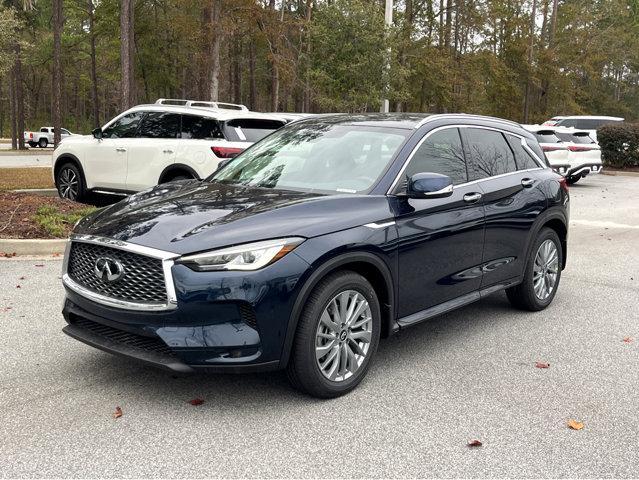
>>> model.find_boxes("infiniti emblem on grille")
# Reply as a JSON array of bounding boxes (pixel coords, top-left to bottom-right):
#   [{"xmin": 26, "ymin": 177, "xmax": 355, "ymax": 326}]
[{"xmin": 94, "ymin": 257, "xmax": 124, "ymax": 283}]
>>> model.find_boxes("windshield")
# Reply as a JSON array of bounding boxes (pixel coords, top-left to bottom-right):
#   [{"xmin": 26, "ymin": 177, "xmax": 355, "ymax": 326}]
[{"xmin": 209, "ymin": 123, "xmax": 410, "ymax": 194}]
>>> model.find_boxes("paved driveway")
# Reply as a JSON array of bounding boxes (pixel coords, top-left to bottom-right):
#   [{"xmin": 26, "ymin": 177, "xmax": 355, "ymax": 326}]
[{"xmin": 0, "ymin": 174, "xmax": 637, "ymax": 478}]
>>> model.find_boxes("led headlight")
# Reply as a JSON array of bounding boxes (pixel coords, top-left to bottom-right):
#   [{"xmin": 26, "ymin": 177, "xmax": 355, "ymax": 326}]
[{"xmin": 177, "ymin": 237, "xmax": 305, "ymax": 272}]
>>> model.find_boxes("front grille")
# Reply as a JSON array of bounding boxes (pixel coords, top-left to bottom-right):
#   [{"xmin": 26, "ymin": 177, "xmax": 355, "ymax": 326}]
[
  {"xmin": 71, "ymin": 315, "xmax": 175, "ymax": 357},
  {"xmin": 68, "ymin": 242, "xmax": 167, "ymax": 304}
]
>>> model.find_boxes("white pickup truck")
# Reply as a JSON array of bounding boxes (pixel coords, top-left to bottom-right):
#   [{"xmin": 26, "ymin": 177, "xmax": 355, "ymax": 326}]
[{"xmin": 24, "ymin": 127, "xmax": 74, "ymax": 148}]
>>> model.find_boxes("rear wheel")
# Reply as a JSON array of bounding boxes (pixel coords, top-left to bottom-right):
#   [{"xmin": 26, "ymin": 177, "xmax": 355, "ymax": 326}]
[
  {"xmin": 567, "ymin": 175, "xmax": 580, "ymax": 185},
  {"xmin": 38, "ymin": 138, "xmax": 48, "ymax": 148},
  {"xmin": 287, "ymin": 271, "xmax": 381, "ymax": 398},
  {"xmin": 506, "ymin": 227, "xmax": 562, "ymax": 311},
  {"xmin": 56, "ymin": 162, "xmax": 86, "ymax": 202}
]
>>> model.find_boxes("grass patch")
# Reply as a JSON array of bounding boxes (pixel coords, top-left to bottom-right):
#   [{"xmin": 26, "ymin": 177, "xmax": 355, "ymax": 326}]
[
  {"xmin": 0, "ymin": 167, "xmax": 54, "ymax": 190},
  {"xmin": 33, "ymin": 204, "xmax": 97, "ymax": 237}
]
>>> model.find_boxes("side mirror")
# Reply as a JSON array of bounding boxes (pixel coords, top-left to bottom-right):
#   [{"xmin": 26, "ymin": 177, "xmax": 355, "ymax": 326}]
[
  {"xmin": 92, "ymin": 127, "xmax": 103, "ymax": 140},
  {"xmin": 406, "ymin": 172, "xmax": 453, "ymax": 199}
]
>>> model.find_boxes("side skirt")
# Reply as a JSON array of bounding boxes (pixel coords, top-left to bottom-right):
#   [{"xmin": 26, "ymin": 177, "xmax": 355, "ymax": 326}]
[{"xmin": 395, "ymin": 277, "xmax": 521, "ymax": 330}]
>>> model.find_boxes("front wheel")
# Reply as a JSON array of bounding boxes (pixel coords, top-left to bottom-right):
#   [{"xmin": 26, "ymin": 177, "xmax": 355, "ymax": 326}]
[
  {"xmin": 56, "ymin": 162, "xmax": 86, "ymax": 202},
  {"xmin": 287, "ymin": 271, "xmax": 381, "ymax": 398},
  {"xmin": 506, "ymin": 227, "xmax": 562, "ymax": 311}
]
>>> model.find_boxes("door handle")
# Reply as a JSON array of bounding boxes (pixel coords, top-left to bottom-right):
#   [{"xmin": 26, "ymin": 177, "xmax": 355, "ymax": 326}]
[
  {"xmin": 521, "ymin": 178, "xmax": 535, "ymax": 188},
  {"xmin": 163, "ymin": 149, "xmax": 174, "ymax": 154},
  {"xmin": 115, "ymin": 147, "xmax": 126, "ymax": 153},
  {"xmin": 463, "ymin": 192, "xmax": 482, "ymax": 203}
]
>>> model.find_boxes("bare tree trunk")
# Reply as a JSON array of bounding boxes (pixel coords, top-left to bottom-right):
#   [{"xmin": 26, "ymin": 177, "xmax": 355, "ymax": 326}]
[
  {"xmin": 14, "ymin": 44, "xmax": 25, "ymax": 150},
  {"xmin": 120, "ymin": 0, "xmax": 135, "ymax": 110},
  {"xmin": 52, "ymin": 0, "xmax": 63, "ymax": 146},
  {"xmin": 209, "ymin": 0, "xmax": 222, "ymax": 101},
  {"xmin": 523, "ymin": 0, "xmax": 537, "ymax": 123},
  {"xmin": 444, "ymin": 0, "xmax": 452, "ymax": 50},
  {"xmin": 549, "ymin": 0, "xmax": 558, "ymax": 47},
  {"xmin": 233, "ymin": 42, "xmax": 242, "ymax": 104},
  {"xmin": 303, "ymin": 0, "xmax": 312, "ymax": 112},
  {"xmin": 248, "ymin": 41, "xmax": 257, "ymax": 110},
  {"xmin": 88, "ymin": 0, "xmax": 100, "ymax": 127},
  {"xmin": 9, "ymin": 69, "xmax": 17, "ymax": 150}
]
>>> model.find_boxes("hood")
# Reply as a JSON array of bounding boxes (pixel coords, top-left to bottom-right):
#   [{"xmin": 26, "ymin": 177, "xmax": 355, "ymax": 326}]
[{"xmin": 76, "ymin": 181, "xmax": 393, "ymax": 254}]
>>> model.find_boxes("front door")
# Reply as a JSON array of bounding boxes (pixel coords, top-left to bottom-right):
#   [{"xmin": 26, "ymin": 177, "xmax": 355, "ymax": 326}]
[
  {"xmin": 394, "ymin": 127, "xmax": 486, "ymax": 319},
  {"xmin": 91, "ymin": 111, "xmax": 145, "ymax": 189}
]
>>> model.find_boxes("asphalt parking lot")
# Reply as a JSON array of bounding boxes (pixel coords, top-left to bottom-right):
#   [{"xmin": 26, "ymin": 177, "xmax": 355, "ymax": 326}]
[{"xmin": 1, "ymin": 173, "xmax": 637, "ymax": 478}]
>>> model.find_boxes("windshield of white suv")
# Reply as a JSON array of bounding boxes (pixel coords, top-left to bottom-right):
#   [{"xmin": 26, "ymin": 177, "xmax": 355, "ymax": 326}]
[{"xmin": 210, "ymin": 123, "xmax": 410, "ymax": 194}]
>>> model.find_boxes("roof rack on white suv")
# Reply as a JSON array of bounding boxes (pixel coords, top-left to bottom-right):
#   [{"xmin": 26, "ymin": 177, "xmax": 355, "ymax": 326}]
[{"xmin": 155, "ymin": 98, "xmax": 249, "ymax": 112}]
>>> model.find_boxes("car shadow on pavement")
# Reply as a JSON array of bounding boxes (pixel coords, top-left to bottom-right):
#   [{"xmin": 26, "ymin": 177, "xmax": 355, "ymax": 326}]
[{"xmin": 61, "ymin": 291, "xmax": 529, "ymax": 406}]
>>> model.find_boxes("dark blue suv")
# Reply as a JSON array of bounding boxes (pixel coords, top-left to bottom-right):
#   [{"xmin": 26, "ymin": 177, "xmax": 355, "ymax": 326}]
[{"xmin": 61, "ymin": 114, "xmax": 569, "ymax": 398}]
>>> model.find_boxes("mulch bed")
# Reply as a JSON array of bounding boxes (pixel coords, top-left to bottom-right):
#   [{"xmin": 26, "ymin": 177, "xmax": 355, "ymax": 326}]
[{"xmin": 0, "ymin": 192, "xmax": 89, "ymax": 239}]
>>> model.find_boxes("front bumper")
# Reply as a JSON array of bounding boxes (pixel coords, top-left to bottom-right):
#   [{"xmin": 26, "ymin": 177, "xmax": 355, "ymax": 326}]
[{"xmin": 61, "ymin": 236, "xmax": 312, "ymax": 373}]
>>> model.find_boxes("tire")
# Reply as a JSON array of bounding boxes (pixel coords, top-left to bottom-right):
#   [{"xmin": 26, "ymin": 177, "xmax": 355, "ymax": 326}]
[
  {"xmin": 287, "ymin": 270, "xmax": 381, "ymax": 398},
  {"xmin": 38, "ymin": 138, "xmax": 48, "ymax": 148},
  {"xmin": 567, "ymin": 175, "xmax": 580, "ymax": 185},
  {"xmin": 506, "ymin": 227, "xmax": 562, "ymax": 311},
  {"xmin": 160, "ymin": 173, "xmax": 193, "ymax": 183},
  {"xmin": 55, "ymin": 162, "xmax": 86, "ymax": 202}
]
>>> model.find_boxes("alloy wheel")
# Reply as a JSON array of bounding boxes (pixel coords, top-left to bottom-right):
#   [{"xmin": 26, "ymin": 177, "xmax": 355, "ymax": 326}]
[
  {"xmin": 533, "ymin": 239, "xmax": 559, "ymax": 300},
  {"xmin": 315, "ymin": 289, "xmax": 372, "ymax": 382},
  {"xmin": 58, "ymin": 168, "xmax": 79, "ymax": 200}
]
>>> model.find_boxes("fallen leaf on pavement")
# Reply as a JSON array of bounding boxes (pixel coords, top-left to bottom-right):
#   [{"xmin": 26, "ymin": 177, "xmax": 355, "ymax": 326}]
[
  {"xmin": 567, "ymin": 420, "xmax": 584, "ymax": 430},
  {"xmin": 623, "ymin": 337, "xmax": 633, "ymax": 343},
  {"xmin": 535, "ymin": 362, "xmax": 550, "ymax": 369},
  {"xmin": 34, "ymin": 264, "xmax": 44, "ymax": 267},
  {"xmin": 113, "ymin": 406, "xmax": 123, "ymax": 419},
  {"xmin": 19, "ymin": 276, "xmax": 25, "ymax": 280},
  {"xmin": 0, "ymin": 252, "xmax": 17, "ymax": 258},
  {"xmin": 15, "ymin": 285, "xmax": 21, "ymax": 289},
  {"xmin": 189, "ymin": 398, "xmax": 204, "ymax": 406},
  {"xmin": 467, "ymin": 440, "xmax": 482, "ymax": 447}
]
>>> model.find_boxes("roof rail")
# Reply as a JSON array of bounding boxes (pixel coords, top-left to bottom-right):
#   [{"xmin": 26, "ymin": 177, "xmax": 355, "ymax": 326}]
[{"xmin": 155, "ymin": 98, "xmax": 249, "ymax": 112}]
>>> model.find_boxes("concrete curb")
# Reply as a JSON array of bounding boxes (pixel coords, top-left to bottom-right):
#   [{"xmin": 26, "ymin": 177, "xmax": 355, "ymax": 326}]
[
  {"xmin": 12, "ymin": 188, "xmax": 58, "ymax": 197},
  {"xmin": 0, "ymin": 238, "xmax": 67, "ymax": 256},
  {"xmin": 601, "ymin": 170, "xmax": 639, "ymax": 177}
]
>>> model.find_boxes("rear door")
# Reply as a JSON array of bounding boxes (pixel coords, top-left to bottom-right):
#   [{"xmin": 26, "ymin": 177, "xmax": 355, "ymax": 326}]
[
  {"xmin": 394, "ymin": 127, "xmax": 486, "ymax": 320},
  {"xmin": 125, "ymin": 111, "xmax": 180, "ymax": 191},
  {"xmin": 462, "ymin": 127, "xmax": 547, "ymax": 289}
]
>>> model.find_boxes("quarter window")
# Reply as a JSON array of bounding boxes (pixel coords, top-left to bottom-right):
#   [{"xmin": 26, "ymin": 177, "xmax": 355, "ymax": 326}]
[
  {"xmin": 222, "ymin": 119, "xmax": 285, "ymax": 142},
  {"xmin": 505, "ymin": 134, "xmax": 539, "ymax": 170},
  {"xmin": 181, "ymin": 115, "xmax": 224, "ymax": 140},
  {"xmin": 137, "ymin": 112, "xmax": 180, "ymax": 139},
  {"xmin": 403, "ymin": 128, "xmax": 467, "ymax": 186},
  {"xmin": 102, "ymin": 112, "xmax": 144, "ymax": 139},
  {"xmin": 465, "ymin": 128, "xmax": 517, "ymax": 180}
]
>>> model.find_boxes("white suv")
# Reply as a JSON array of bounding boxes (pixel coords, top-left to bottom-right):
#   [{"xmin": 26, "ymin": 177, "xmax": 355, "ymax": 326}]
[{"xmin": 52, "ymin": 100, "xmax": 286, "ymax": 201}]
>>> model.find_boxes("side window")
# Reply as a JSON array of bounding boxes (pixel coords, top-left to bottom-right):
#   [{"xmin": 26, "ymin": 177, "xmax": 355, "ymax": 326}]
[
  {"xmin": 137, "ymin": 112, "xmax": 180, "ymax": 139},
  {"xmin": 465, "ymin": 128, "xmax": 517, "ymax": 180},
  {"xmin": 40, "ymin": 128, "xmax": 48, "ymax": 133},
  {"xmin": 505, "ymin": 134, "xmax": 539, "ymax": 170},
  {"xmin": 181, "ymin": 115, "xmax": 224, "ymax": 140},
  {"xmin": 103, "ymin": 112, "xmax": 144, "ymax": 139},
  {"xmin": 61, "ymin": 129, "xmax": 70, "ymax": 135},
  {"xmin": 403, "ymin": 128, "xmax": 467, "ymax": 185}
]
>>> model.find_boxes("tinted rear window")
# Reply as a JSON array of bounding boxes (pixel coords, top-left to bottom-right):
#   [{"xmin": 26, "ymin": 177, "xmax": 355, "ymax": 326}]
[
  {"xmin": 556, "ymin": 132, "xmax": 595, "ymax": 144},
  {"xmin": 533, "ymin": 131, "xmax": 561, "ymax": 143},
  {"xmin": 223, "ymin": 119, "xmax": 285, "ymax": 142},
  {"xmin": 181, "ymin": 115, "xmax": 224, "ymax": 140}
]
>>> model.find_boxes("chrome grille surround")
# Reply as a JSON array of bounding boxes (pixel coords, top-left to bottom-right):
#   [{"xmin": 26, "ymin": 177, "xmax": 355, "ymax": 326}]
[{"xmin": 62, "ymin": 234, "xmax": 179, "ymax": 311}]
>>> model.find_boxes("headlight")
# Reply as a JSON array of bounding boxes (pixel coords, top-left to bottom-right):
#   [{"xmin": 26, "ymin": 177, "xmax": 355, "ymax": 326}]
[{"xmin": 177, "ymin": 237, "xmax": 305, "ymax": 271}]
